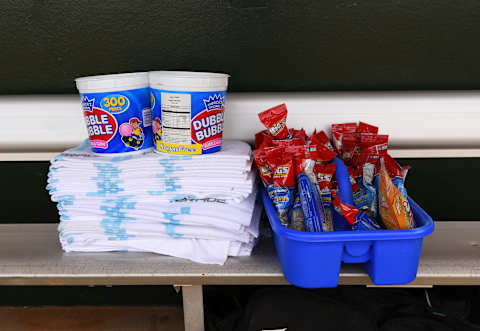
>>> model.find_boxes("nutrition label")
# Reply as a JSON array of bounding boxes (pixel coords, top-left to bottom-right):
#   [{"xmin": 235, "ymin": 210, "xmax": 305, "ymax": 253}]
[
  {"xmin": 160, "ymin": 92, "xmax": 192, "ymax": 144},
  {"xmin": 142, "ymin": 107, "xmax": 152, "ymax": 127}
]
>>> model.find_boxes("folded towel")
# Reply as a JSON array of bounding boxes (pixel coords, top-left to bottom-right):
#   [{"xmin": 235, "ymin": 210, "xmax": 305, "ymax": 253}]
[{"xmin": 47, "ymin": 139, "xmax": 261, "ymax": 264}]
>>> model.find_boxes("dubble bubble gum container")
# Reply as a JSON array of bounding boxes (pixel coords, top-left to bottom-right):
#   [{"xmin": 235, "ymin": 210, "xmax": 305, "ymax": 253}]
[
  {"xmin": 75, "ymin": 72, "xmax": 153, "ymax": 154},
  {"xmin": 149, "ymin": 71, "xmax": 229, "ymax": 155}
]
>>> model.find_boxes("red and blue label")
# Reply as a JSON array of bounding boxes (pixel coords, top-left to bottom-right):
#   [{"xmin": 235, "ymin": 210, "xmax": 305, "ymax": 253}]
[
  {"xmin": 81, "ymin": 88, "xmax": 153, "ymax": 154},
  {"xmin": 150, "ymin": 88, "xmax": 227, "ymax": 154}
]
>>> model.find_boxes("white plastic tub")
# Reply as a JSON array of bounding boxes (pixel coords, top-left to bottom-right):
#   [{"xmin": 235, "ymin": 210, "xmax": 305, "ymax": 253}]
[
  {"xmin": 75, "ymin": 72, "xmax": 153, "ymax": 154},
  {"xmin": 149, "ymin": 71, "xmax": 229, "ymax": 155}
]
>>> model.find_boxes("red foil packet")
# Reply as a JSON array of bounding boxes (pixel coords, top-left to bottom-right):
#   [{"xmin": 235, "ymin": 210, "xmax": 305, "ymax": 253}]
[
  {"xmin": 258, "ymin": 103, "xmax": 290, "ymax": 140},
  {"xmin": 340, "ymin": 132, "xmax": 359, "ymax": 166},
  {"xmin": 331, "ymin": 122, "xmax": 357, "ymax": 154},
  {"xmin": 314, "ymin": 162, "xmax": 337, "ymax": 228},
  {"xmin": 272, "ymin": 137, "xmax": 305, "ymax": 148},
  {"xmin": 358, "ymin": 122, "xmax": 379, "ymax": 134},
  {"xmin": 383, "ymin": 153, "xmax": 405, "ymax": 179},
  {"xmin": 253, "ymin": 149, "xmax": 272, "ymax": 186},
  {"xmin": 310, "ymin": 129, "xmax": 335, "ymax": 152},
  {"xmin": 265, "ymin": 147, "xmax": 295, "ymax": 188},
  {"xmin": 315, "ymin": 163, "xmax": 337, "ymax": 191},
  {"xmin": 254, "ymin": 130, "xmax": 274, "ymax": 149},
  {"xmin": 348, "ymin": 167, "xmax": 362, "ymax": 198},
  {"xmin": 308, "ymin": 143, "xmax": 336, "ymax": 164},
  {"xmin": 291, "ymin": 128, "xmax": 307, "ymax": 141}
]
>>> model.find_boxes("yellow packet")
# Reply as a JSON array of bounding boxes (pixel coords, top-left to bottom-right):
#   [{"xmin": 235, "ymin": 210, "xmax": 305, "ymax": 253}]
[{"xmin": 378, "ymin": 159, "xmax": 415, "ymax": 229}]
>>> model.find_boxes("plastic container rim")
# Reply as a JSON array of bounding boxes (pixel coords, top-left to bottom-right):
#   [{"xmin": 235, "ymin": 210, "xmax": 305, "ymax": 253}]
[
  {"xmin": 75, "ymin": 72, "xmax": 149, "ymax": 83},
  {"xmin": 75, "ymin": 72, "xmax": 149, "ymax": 93},
  {"xmin": 149, "ymin": 71, "xmax": 229, "ymax": 91},
  {"xmin": 149, "ymin": 70, "xmax": 230, "ymax": 79}
]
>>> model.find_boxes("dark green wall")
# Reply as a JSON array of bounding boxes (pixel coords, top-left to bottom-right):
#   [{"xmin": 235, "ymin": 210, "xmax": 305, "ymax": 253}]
[{"xmin": 2, "ymin": 0, "xmax": 480, "ymax": 94}]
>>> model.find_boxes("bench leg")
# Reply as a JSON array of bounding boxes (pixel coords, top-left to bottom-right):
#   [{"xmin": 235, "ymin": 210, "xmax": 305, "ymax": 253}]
[{"xmin": 182, "ymin": 285, "xmax": 204, "ymax": 331}]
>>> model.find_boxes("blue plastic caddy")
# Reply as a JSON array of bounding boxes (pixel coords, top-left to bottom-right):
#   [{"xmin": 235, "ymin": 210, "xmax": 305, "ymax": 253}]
[{"xmin": 263, "ymin": 158, "xmax": 435, "ymax": 288}]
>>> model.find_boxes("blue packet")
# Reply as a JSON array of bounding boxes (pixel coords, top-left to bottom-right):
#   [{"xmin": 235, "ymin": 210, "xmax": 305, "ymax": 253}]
[
  {"xmin": 288, "ymin": 193, "xmax": 306, "ymax": 231},
  {"xmin": 268, "ymin": 154, "xmax": 296, "ymax": 227},
  {"xmin": 355, "ymin": 181, "xmax": 375, "ymax": 210},
  {"xmin": 361, "ymin": 163, "xmax": 379, "ymax": 219},
  {"xmin": 332, "ymin": 191, "xmax": 381, "ymax": 231},
  {"xmin": 273, "ymin": 186, "xmax": 295, "ymax": 226},
  {"xmin": 315, "ymin": 162, "xmax": 336, "ymax": 230},
  {"xmin": 266, "ymin": 182, "xmax": 275, "ymax": 201},
  {"xmin": 298, "ymin": 173, "xmax": 326, "ymax": 232},
  {"xmin": 392, "ymin": 177, "xmax": 408, "ymax": 198},
  {"xmin": 352, "ymin": 211, "xmax": 382, "ymax": 231}
]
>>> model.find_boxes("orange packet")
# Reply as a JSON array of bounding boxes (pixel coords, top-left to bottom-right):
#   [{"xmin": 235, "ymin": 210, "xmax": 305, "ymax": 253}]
[{"xmin": 378, "ymin": 159, "xmax": 415, "ymax": 230}]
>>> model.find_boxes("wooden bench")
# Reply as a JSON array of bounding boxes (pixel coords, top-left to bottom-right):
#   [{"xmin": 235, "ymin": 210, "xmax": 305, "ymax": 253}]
[
  {"xmin": 2, "ymin": 92, "xmax": 480, "ymax": 331},
  {"xmin": 0, "ymin": 222, "xmax": 480, "ymax": 330}
]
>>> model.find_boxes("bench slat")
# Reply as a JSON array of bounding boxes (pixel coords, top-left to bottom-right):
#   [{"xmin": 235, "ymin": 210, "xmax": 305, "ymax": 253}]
[{"xmin": 0, "ymin": 222, "xmax": 479, "ymax": 286}]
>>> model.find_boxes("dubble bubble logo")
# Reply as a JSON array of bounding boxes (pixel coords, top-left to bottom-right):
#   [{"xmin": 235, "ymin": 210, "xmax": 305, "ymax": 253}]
[
  {"xmin": 191, "ymin": 94, "xmax": 225, "ymax": 150},
  {"xmin": 83, "ymin": 96, "xmax": 118, "ymax": 149}
]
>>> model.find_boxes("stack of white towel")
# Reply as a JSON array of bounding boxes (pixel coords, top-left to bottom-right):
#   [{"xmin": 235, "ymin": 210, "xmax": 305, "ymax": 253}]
[{"xmin": 46, "ymin": 139, "xmax": 260, "ymax": 264}]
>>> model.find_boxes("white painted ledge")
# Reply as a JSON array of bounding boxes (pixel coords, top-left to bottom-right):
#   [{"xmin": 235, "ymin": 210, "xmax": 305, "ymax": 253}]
[{"xmin": 1, "ymin": 91, "xmax": 479, "ymax": 155}]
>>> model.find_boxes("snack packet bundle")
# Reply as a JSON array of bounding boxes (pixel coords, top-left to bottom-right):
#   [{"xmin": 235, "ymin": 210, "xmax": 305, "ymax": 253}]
[
  {"xmin": 354, "ymin": 143, "xmax": 411, "ymax": 220},
  {"xmin": 353, "ymin": 145, "xmax": 384, "ymax": 218},
  {"xmin": 314, "ymin": 163, "xmax": 336, "ymax": 229},
  {"xmin": 254, "ymin": 104, "xmax": 309, "ymax": 229},
  {"xmin": 382, "ymin": 154, "xmax": 410, "ymax": 198},
  {"xmin": 378, "ymin": 159, "xmax": 416, "ymax": 229},
  {"xmin": 264, "ymin": 147, "xmax": 296, "ymax": 226},
  {"xmin": 288, "ymin": 193, "xmax": 306, "ymax": 231},
  {"xmin": 297, "ymin": 159, "xmax": 332, "ymax": 232},
  {"xmin": 348, "ymin": 167, "xmax": 362, "ymax": 205},
  {"xmin": 329, "ymin": 121, "xmax": 415, "ymax": 231},
  {"xmin": 253, "ymin": 149, "xmax": 275, "ymax": 200},
  {"xmin": 331, "ymin": 122, "xmax": 409, "ymax": 218},
  {"xmin": 331, "ymin": 123, "xmax": 357, "ymax": 152}
]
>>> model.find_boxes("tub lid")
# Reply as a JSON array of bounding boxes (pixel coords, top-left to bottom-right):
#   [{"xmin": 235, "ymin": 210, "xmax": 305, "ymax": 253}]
[
  {"xmin": 75, "ymin": 72, "xmax": 149, "ymax": 92},
  {"xmin": 149, "ymin": 71, "xmax": 229, "ymax": 90}
]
